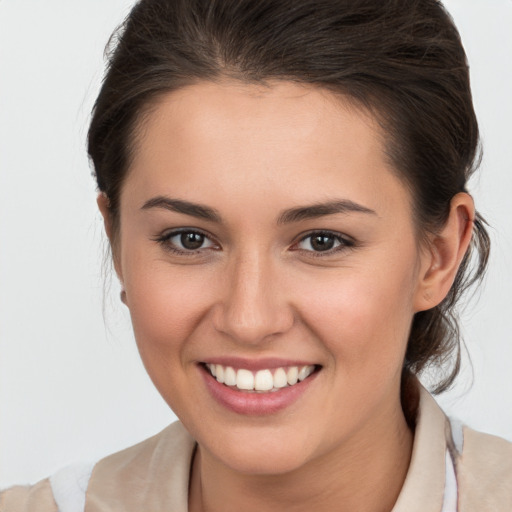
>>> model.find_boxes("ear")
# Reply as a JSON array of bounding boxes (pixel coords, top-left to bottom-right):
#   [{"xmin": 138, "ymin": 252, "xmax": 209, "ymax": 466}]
[
  {"xmin": 414, "ymin": 192, "xmax": 475, "ymax": 312},
  {"xmin": 97, "ymin": 192, "xmax": 113, "ymax": 240},
  {"xmin": 97, "ymin": 193, "xmax": 124, "ymax": 284}
]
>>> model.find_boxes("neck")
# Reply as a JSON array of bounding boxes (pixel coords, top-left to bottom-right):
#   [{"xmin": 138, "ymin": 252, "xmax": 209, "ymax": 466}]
[{"xmin": 189, "ymin": 398, "xmax": 413, "ymax": 512}]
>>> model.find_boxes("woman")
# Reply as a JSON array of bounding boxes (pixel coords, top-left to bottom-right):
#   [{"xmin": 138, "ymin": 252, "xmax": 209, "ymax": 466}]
[{"xmin": 2, "ymin": 0, "xmax": 511, "ymax": 510}]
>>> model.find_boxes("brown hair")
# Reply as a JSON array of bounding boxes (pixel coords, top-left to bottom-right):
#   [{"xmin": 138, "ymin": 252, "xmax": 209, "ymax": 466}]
[{"xmin": 88, "ymin": 0, "xmax": 490, "ymax": 393}]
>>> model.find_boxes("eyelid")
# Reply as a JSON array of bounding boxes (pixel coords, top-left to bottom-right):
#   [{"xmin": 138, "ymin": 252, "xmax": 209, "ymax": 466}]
[
  {"xmin": 153, "ymin": 227, "xmax": 220, "ymax": 254},
  {"xmin": 153, "ymin": 227, "xmax": 355, "ymax": 257},
  {"xmin": 290, "ymin": 230, "xmax": 355, "ymax": 255}
]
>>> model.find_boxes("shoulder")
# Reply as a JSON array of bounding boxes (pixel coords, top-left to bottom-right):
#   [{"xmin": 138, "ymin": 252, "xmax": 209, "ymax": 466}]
[
  {"xmin": 1, "ymin": 462, "xmax": 94, "ymax": 512},
  {"xmin": 86, "ymin": 420, "xmax": 195, "ymax": 510},
  {"xmin": 0, "ymin": 478, "xmax": 58, "ymax": 512},
  {"xmin": 414, "ymin": 383, "xmax": 512, "ymax": 510},
  {"xmin": 456, "ymin": 426, "xmax": 512, "ymax": 511},
  {"xmin": 0, "ymin": 422, "xmax": 194, "ymax": 512}
]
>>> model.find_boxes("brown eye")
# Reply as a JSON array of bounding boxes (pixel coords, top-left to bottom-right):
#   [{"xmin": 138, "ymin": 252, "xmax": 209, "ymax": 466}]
[
  {"xmin": 156, "ymin": 229, "xmax": 217, "ymax": 253},
  {"xmin": 295, "ymin": 231, "xmax": 354, "ymax": 254},
  {"xmin": 180, "ymin": 232, "xmax": 205, "ymax": 250},
  {"xmin": 310, "ymin": 234, "xmax": 336, "ymax": 251}
]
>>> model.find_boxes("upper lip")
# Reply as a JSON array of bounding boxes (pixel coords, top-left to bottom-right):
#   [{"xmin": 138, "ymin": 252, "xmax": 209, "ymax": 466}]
[{"xmin": 201, "ymin": 357, "xmax": 319, "ymax": 371}]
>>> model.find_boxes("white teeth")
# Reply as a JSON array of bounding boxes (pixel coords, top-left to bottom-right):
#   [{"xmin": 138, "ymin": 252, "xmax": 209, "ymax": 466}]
[
  {"xmin": 298, "ymin": 365, "xmax": 314, "ymax": 381},
  {"xmin": 236, "ymin": 369, "xmax": 255, "ymax": 390},
  {"xmin": 208, "ymin": 364, "xmax": 317, "ymax": 392},
  {"xmin": 254, "ymin": 369, "xmax": 273, "ymax": 391},
  {"xmin": 224, "ymin": 366, "xmax": 237, "ymax": 386},
  {"xmin": 273, "ymin": 367, "xmax": 288, "ymax": 388},
  {"xmin": 287, "ymin": 366, "xmax": 299, "ymax": 385},
  {"xmin": 215, "ymin": 364, "xmax": 224, "ymax": 384}
]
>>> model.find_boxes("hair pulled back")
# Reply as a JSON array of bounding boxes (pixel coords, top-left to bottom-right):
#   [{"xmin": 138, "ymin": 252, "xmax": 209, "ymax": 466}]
[{"xmin": 88, "ymin": 0, "xmax": 490, "ymax": 393}]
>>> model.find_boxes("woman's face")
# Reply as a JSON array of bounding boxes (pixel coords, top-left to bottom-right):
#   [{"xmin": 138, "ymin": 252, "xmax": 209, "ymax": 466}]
[{"xmin": 114, "ymin": 81, "xmax": 430, "ymax": 475}]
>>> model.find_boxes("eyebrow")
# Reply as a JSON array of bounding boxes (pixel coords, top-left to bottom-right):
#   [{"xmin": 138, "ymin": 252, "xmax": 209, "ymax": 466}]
[
  {"xmin": 277, "ymin": 200, "xmax": 377, "ymax": 224},
  {"xmin": 141, "ymin": 196, "xmax": 376, "ymax": 224},
  {"xmin": 141, "ymin": 196, "xmax": 223, "ymax": 223}
]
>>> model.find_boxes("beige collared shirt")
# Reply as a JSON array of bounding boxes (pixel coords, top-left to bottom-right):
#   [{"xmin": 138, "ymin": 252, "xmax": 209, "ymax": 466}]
[{"xmin": 2, "ymin": 385, "xmax": 512, "ymax": 511}]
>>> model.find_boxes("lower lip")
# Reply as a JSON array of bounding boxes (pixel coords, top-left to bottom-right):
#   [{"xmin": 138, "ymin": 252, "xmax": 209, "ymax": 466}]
[{"xmin": 199, "ymin": 365, "xmax": 319, "ymax": 416}]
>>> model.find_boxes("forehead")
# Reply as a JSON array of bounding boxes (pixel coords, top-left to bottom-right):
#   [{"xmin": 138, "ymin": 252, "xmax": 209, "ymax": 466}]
[
  {"xmin": 124, "ymin": 80, "xmax": 411, "ymax": 220},
  {"xmin": 134, "ymin": 80, "xmax": 382, "ymax": 163}
]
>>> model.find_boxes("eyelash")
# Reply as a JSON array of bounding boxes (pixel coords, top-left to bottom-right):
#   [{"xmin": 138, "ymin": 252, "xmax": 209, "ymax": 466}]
[
  {"xmin": 153, "ymin": 229, "xmax": 355, "ymax": 257},
  {"xmin": 153, "ymin": 229, "xmax": 219, "ymax": 256},
  {"xmin": 291, "ymin": 230, "xmax": 355, "ymax": 257}
]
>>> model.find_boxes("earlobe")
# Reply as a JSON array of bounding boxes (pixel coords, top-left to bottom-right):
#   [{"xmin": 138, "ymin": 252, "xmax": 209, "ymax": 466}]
[{"xmin": 414, "ymin": 193, "xmax": 475, "ymax": 312}]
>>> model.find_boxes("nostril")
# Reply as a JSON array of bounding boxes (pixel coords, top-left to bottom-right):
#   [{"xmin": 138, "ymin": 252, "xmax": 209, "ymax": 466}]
[{"xmin": 211, "ymin": 298, "xmax": 295, "ymax": 345}]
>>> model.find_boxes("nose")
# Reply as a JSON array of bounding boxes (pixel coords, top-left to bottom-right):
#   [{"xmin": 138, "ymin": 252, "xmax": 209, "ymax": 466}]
[{"xmin": 212, "ymin": 251, "xmax": 294, "ymax": 345}]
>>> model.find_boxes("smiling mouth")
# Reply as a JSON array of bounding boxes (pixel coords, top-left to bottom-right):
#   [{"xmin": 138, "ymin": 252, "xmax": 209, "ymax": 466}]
[{"xmin": 203, "ymin": 363, "xmax": 319, "ymax": 393}]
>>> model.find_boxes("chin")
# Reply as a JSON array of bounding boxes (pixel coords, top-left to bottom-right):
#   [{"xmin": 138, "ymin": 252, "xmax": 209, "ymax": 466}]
[
  {"xmin": 194, "ymin": 423, "xmax": 317, "ymax": 476},
  {"xmin": 215, "ymin": 443, "xmax": 311, "ymax": 476}
]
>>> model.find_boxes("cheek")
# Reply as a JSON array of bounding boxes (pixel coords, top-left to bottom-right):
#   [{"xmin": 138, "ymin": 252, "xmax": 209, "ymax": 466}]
[
  {"xmin": 295, "ymin": 261, "xmax": 417, "ymax": 375},
  {"xmin": 123, "ymin": 259, "xmax": 214, "ymax": 362},
  {"xmin": 122, "ymin": 261, "xmax": 220, "ymax": 416}
]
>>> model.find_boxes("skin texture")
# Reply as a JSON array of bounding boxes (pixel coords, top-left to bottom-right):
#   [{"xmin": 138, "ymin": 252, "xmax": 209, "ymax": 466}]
[{"xmin": 99, "ymin": 80, "xmax": 474, "ymax": 512}]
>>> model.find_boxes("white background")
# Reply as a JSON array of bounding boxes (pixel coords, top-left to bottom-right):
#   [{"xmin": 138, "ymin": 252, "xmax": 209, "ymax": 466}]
[{"xmin": 0, "ymin": 0, "xmax": 511, "ymax": 488}]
